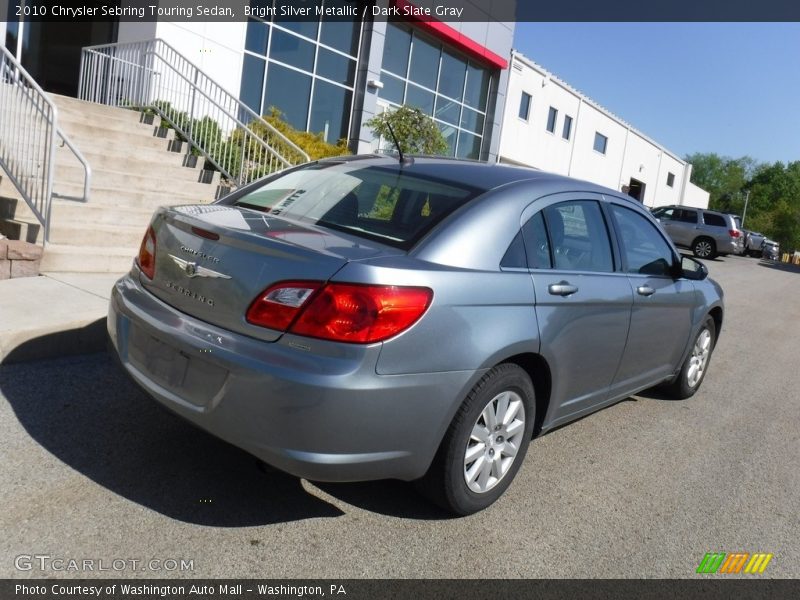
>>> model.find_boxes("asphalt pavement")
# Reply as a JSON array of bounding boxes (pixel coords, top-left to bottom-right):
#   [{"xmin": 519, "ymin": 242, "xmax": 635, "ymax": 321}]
[{"xmin": 1, "ymin": 254, "xmax": 798, "ymax": 578}]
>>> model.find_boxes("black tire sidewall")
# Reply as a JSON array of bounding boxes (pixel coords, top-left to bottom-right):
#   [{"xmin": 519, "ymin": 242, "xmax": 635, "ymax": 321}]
[{"xmin": 440, "ymin": 364, "xmax": 536, "ymax": 515}]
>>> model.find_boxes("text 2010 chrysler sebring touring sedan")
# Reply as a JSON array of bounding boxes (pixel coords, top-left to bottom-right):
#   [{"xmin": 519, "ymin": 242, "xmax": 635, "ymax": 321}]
[{"xmin": 108, "ymin": 156, "xmax": 723, "ymax": 514}]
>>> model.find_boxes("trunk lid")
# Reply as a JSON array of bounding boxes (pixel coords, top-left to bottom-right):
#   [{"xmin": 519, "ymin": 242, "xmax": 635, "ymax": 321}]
[{"xmin": 142, "ymin": 205, "xmax": 401, "ymax": 341}]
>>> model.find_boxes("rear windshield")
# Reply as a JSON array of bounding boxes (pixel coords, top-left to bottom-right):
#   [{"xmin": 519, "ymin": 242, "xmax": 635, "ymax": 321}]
[{"xmin": 227, "ymin": 162, "xmax": 479, "ymax": 249}]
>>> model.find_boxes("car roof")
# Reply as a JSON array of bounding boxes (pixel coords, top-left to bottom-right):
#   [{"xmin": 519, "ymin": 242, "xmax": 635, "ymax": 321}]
[{"xmin": 318, "ymin": 154, "xmax": 628, "ymax": 198}]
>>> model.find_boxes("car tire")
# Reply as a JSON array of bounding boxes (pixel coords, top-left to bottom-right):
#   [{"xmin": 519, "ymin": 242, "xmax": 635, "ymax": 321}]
[
  {"xmin": 692, "ymin": 237, "xmax": 716, "ymax": 259},
  {"xmin": 416, "ymin": 363, "xmax": 535, "ymax": 515},
  {"xmin": 662, "ymin": 316, "xmax": 716, "ymax": 400}
]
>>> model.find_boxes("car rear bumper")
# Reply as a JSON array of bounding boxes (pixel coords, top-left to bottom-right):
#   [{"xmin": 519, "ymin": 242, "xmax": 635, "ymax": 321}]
[{"xmin": 108, "ymin": 272, "xmax": 480, "ymax": 482}]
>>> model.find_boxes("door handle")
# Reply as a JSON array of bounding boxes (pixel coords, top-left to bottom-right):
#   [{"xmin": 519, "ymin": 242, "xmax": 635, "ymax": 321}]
[
  {"xmin": 637, "ymin": 285, "xmax": 656, "ymax": 297},
  {"xmin": 548, "ymin": 281, "xmax": 579, "ymax": 296}
]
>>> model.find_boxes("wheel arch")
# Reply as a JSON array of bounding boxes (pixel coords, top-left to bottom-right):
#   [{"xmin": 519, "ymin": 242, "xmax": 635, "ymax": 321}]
[{"xmin": 498, "ymin": 352, "xmax": 551, "ymax": 436}]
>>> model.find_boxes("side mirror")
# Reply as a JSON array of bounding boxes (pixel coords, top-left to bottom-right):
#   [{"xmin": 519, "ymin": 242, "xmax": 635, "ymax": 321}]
[{"xmin": 678, "ymin": 255, "xmax": 708, "ymax": 280}]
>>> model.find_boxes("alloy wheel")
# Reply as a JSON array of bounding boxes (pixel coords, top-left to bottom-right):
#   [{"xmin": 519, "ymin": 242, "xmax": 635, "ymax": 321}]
[
  {"xmin": 687, "ymin": 328, "xmax": 712, "ymax": 388},
  {"xmin": 463, "ymin": 390, "xmax": 526, "ymax": 493}
]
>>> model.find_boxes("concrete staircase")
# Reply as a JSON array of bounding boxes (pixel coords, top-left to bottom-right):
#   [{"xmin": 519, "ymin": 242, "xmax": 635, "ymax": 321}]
[{"xmin": 0, "ymin": 93, "xmax": 222, "ymax": 272}]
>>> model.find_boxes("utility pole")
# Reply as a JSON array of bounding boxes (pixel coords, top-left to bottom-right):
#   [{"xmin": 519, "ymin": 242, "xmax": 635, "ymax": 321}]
[{"xmin": 741, "ymin": 190, "xmax": 750, "ymax": 227}]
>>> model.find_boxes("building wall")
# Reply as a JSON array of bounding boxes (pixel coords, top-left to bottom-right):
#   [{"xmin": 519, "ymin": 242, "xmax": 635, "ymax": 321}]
[{"xmin": 500, "ymin": 51, "xmax": 708, "ymax": 209}]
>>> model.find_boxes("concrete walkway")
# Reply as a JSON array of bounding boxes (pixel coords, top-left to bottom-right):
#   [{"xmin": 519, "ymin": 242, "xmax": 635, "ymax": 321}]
[{"xmin": 0, "ymin": 272, "xmax": 124, "ymax": 364}]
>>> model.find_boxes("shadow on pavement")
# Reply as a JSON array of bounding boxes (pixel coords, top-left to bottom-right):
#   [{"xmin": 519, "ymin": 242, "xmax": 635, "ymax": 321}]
[
  {"xmin": 1, "ymin": 318, "xmax": 107, "ymax": 365},
  {"xmin": 0, "ymin": 351, "xmax": 345, "ymax": 526},
  {"xmin": 757, "ymin": 259, "xmax": 800, "ymax": 274}
]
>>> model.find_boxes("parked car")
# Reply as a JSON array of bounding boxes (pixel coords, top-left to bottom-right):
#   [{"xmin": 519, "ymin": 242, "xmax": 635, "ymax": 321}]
[
  {"xmin": 108, "ymin": 156, "xmax": 724, "ymax": 515},
  {"xmin": 650, "ymin": 205, "xmax": 744, "ymax": 259},
  {"xmin": 762, "ymin": 239, "xmax": 780, "ymax": 260},
  {"xmin": 743, "ymin": 230, "xmax": 766, "ymax": 257}
]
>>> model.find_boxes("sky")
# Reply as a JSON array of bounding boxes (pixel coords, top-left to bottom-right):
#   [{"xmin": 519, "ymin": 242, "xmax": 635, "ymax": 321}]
[{"xmin": 512, "ymin": 23, "xmax": 800, "ymax": 166}]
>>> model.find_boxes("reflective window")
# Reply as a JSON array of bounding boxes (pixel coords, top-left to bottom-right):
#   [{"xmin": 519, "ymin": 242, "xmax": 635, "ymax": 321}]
[
  {"xmin": 264, "ymin": 63, "xmax": 312, "ymax": 130},
  {"xmin": 439, "ymin": 51, "xmax": 466, "ymax": 100},
  {"xmin": 703, "ymin": 213, "xmax": 726, "ymax": 227},
  {"xmin": 519, "ymin": 92, "xmax": 531, "ymax": 120},
  {"xmin": 408, "ymin": 35, "xmax": 440, "ymax": 90},
  {"xmin": 543, "ymin": 201, "xmax": 613, "ymax": 272},
  {"xmin": 309, "ymin": 80, "xmax": 352, "ymax": 143},
  {"xmin": 611, "ymin": 205, "xmax": 675, "ymax": 276},
  {"xmin": 562, "ymin": 115, "xmax": 573, "ymax": 140},
  {"xmin": 270, "ymin": 28, "xmax": 315, "ymax": 71},
  {"xmin": 241, "ymin": 15, "xmax": 359, "ymax": 139},
  {"xmin": 522, "ymin": 212, "xmax": 551, "ymax": 269},
  {"xmin": 382, "ymin": 22, "xmax": 411, "ymax": 77},
  {"xmin": 546, "ymin": 107, "xmax": 558, "ymax": 133},
  {"xmin": 593, "ymin": 132, "xmax": 608, "ymax": 154},
  {"xmin": 378, "ymin": 23, "xmax": 494, "ymax": 160}
]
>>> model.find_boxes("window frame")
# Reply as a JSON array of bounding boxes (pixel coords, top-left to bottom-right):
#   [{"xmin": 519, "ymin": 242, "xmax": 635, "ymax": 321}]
[
  {"xmin": 606, "ymin": 202, "xmax": 679, "ymax": 278},
  {"xmin": 562, "ymin": 114, "xmax": 573, "ymax": 140},
  {"xmin": 546, "ymin": 106, "xmax": 558, "ymax": 134},
  {"xmin": 666, "ymin": 172, "xmax": 675, "ymax": 188},
  {"xmin": 593, "ymin": 132, "xmax": 608, "ymax": 154},
  {"xmin": 519, "ymin": 91, "xmax": 532, "ymax": 121}
]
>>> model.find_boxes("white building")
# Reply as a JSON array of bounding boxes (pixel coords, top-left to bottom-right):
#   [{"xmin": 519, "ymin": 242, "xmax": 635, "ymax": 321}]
[{"xmin": 499, "ymin": 51, "xmax": 709, "ymax": 209}]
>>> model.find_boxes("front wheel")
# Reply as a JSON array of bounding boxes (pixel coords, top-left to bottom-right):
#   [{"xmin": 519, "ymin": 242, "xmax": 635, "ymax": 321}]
[
  {"xmin": 416, "ymin": 364, "xmax": 535, "ymax": 515},
  {"xmin": 662, "ymin": 316, "xmax": 716, "ymax": 399}
]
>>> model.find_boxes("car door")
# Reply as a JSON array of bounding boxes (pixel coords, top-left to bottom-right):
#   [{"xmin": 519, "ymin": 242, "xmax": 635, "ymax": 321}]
[
  {"xmin": 673, "ymin": 208, "xmax": 700, "ymax": 246},
  {"xmin": 521, "ymin": 194, "xmax": 633, "ymax": 426},
  {"xmin": 606, "ymin": 202, "xmax": 695, "ymax": 395}
]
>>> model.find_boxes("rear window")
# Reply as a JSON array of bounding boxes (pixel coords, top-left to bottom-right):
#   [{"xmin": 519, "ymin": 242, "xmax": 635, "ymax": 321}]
[{"xmin": 228, "ymin": 163, "xmax": 479, "ymax": 249}]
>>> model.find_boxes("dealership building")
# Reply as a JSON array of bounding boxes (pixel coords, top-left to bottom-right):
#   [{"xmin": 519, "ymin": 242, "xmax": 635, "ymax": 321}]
[{"xmin": 2, "ymin": 2, "xmax": 706, "ymax": 208}]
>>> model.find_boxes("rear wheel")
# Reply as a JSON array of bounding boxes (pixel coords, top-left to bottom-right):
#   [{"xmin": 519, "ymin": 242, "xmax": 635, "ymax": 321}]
[
  {"xmin": 416, "ymin": 364, "xmax": 535, "ymax": 515},
  {"xmin": 662, "ymin": 316, "xmax": 716, "ymax": 399},
  {"xmin": 692, "ymin": 237, "xmax": 716, "ymax": 259}
]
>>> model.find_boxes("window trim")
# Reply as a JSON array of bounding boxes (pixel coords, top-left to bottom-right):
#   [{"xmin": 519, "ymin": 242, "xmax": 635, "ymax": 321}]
[
  {"xmin": 562, "ymin": 114, "xmax": 573, "ymax": 141},
  {"xmin": 666, "ymin": 172, "xmax": 675, "ymax": 188}
]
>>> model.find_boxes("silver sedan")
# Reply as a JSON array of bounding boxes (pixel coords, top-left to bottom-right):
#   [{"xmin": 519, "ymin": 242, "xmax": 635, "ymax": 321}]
[{"xmin": 108, "ymin": 156, "xmax": 724, "ymax": 515}]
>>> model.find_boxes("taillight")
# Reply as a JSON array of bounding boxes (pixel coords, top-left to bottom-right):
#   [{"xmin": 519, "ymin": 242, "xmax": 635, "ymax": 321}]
[
  {"xmin": 729, "ymin": 230, "xmax": 740, "ymax": 238},
  {"xmin": 137, "ymin": 226, "xmax": 157, "ymax": 279},
  {"xmin": 247, "ymin": 282, "xmax": 433, "ymax": 344},
  {"xmin": 246, "ymin": 281, "xmax": 322, "ymax": 331}
]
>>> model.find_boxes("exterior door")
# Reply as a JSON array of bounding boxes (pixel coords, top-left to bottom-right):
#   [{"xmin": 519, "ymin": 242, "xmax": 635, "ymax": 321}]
[
  {"xmin": 521, "ymin": 194, "xmax": 633, "ymax": 425},
  {"xmin": 606, "ymin": 202, "xmax": 695, "ymax": 394}
]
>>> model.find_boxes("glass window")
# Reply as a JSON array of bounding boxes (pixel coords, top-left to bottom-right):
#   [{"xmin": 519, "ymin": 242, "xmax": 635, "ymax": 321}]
[
  {"xmin": 667, "ymin": 172, "xmax": 675, "ymax": 187},
  {"xmin": 319, "ymin": 2, "xmax": 359, "ymax": 55},
  {"xmin": 543, "ymin": 201, "xmax": 613, "ymax": 272},
  {"xmin": 245, "ymin": 18, "xmax": 269, "ymax": 55},
  {"xmin": 593, "ymin": 132, "xmax": 608, "ymax": 154},
  {"xmin": 439, "ymin": 123, "xmax": 458, "ymax": 157},
  {"xmin": 501, "ymin": 231, "xmax": 527, "ymax": 269},
  {"xmin": 519, "ymin": 92, "xmax": 531, "ymax": 120},
  {"xmin": 274, "ymin": 18, "xmax": 319, "ymax": 41},
  {"xmin": 316, "ymin": 47, "xmax": 355, "ymax": 85},
  {"xmin": 380, "ymin": 73, "xmax": 405, "ymax": 105},
  {"xmin": 611, "ymin": 205, "xmax": 675, "ymax": 276},
  {"xmin": 309, "ymin": 80, "xmax": 352, "ymax": 143},
  {"xmin": 522, "ymin": 212, "xmax": 551, "ymax": 269},
  {"xmin": 438, "ymin": 51, "xmax": 466, "ymax": 100},
  {"xmin": 270, "ymin": 28, "xmax": 315, "ymax": 71},
  {"xmin": 464, "ymin": 63, "xmax": 489, "ymax": 109},
  {"xmin": 406, "ymin": 84, "xmax": 434, "ymax": 116},
  {"xmin": 435, "ymin": 97, "xmax": 461, "ymax": 126},
  {"xmin": 232, "ymin": 163, "xmax": 479, "ymax": 250},
  {"xmin": 408, "ymin": 34, "xmax": 439, "ymax": 90},
  {"xmin": 562, "ymin": 115, "xmax": 573, "ymax": 140},
  {"xmin": 546, "ymin": 107, "xmax": 558, "ymax": 133},
  {"xmin": 382, "ymin": 22, "xmax": 411, "ymax": 77},
  {"xmin": 264, "ymin": 63, "xmax": 312, "ymax": 131},
  {"xmin": 456, "ymin": 132, "xmax": 481, "ymax": 159},
  {"xmin": 703, "ymin": 213, "xmax": 726, "ymax": 227},
  {"xmin": 677, "ymin": 209, "xmax": 698, "ymax": 223},
  {"xmin": 240, "ymin": 54, "xmax": 266, "ymax": 115},
  {"xmin": 460, "ymin": 107, "xmax": 484, "ymax": 135}
]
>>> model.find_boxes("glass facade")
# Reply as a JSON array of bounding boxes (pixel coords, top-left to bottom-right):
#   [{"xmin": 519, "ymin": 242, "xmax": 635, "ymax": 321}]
[
  {"xmin": 239, "ymin": 1, "xmax": 360, "ymax": 144},
  {"xmin": 378, "ymin": 22, "xmax": 494, "ymax": 159}
]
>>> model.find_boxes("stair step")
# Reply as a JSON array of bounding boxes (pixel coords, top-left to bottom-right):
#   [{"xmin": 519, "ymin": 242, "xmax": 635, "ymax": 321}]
[
  {"xmin": 40, "ymin": 243, "xmax": 138, "ymax": 273},
  {"xmin": 49, "ymin": 201, "xmax": 156, "ymax": 225},
  {"xmin": 48, "ymin": 222, "xmax": 147, "ymax": 247},
  {"xmin": 52, "ymin": 181, "xmax": 216, "ymax": 208},
  {"xmin": 54, "ymin": 162, "xmax": 219, "ymax": 189},
  {"xmin": 49, "ymin": 93, "xmax": 147, "ymax": 122},
  {"xmin": 55, "ymin": 145, "xmax": 203, "ymax": 172},
  {"xmin": 0, "ymin": 217, "xmax": 41, "ymax": 244}
]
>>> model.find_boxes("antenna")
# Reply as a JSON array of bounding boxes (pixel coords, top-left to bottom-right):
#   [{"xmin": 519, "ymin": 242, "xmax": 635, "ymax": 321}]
[{"xmin": 385, "ymin": 122, "xmax": 414, "ymax": 166}]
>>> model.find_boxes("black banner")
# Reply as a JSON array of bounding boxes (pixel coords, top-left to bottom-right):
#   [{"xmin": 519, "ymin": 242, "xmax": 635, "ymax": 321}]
[
  {"xmin": 2, "ymin": 579, "xmax": 799, "ymax": 600},
  {"xmin": 4, "ymin": 0, "xmax": 800, "ymax": 22}
]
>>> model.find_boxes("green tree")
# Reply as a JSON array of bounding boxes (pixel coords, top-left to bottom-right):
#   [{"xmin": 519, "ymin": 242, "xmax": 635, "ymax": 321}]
[
  {"xmin": 366, "ymin": 105, "xmax": 448, "ymax": 156},
  {"xmin": 685, "ymin": 152, "xmax": 756, "ymax": 213}
]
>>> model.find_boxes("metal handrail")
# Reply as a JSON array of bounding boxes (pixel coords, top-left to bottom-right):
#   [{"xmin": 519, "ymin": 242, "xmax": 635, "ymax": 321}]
[
  {"xmin": 0, "ymin": 46, "xmax": 93, "ymax": 243},
  {"xmin": 78, "ymin": 38, "xmax": 310, "ymax": 188}
]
